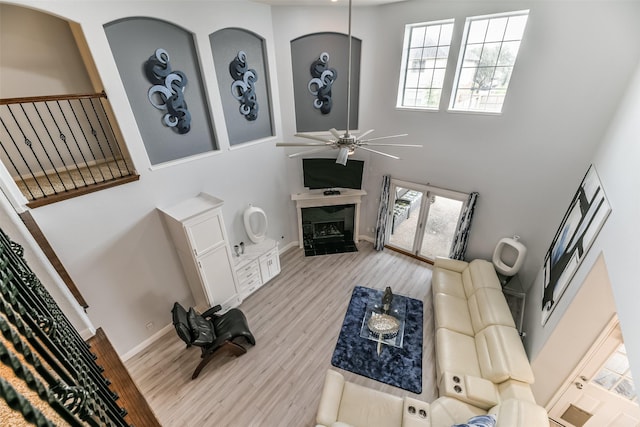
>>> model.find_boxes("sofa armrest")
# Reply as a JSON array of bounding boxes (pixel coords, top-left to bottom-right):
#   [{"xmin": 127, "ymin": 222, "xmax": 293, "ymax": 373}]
[
  {"xmin": 402, "ymin": 397, "xmax": 431, "ymax": 427},
  {"xmin": 434, "ymin": 257, "xmax": 469, "ymax": 273},
  {"xmin": 439, "ymin": 372, "xmax": 499, "ymax": 410},
  {"xmin": 316, "ymin": 370, "xmax": 346, "ymax": 427}
]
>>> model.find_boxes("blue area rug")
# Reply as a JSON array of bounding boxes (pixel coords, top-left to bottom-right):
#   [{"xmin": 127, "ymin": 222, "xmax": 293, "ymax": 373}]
[{"xmin": 331, "ymin": 286, "xmax": 423, "ymax": 393}]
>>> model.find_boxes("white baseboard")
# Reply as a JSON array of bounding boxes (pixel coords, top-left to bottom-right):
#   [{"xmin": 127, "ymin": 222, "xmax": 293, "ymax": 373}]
[
  {"xmin": 279, "ymin": 240, "xmax": 299, "ymax": 254},
  {"xmin": 359, "ymin": 235, "xmax": 374, "ymax": 244},
  {"xmin": 121, "ymin": 323, "xmax": 173, "ymax": 362},
  {"xmin": 79, "ymin": 327, "xmax": 97, "ymax": 341}
]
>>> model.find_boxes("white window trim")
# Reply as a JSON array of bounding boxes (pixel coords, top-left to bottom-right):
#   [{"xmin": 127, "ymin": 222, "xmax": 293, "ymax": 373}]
[
  {"xmin": 396, "ymin": 18, "xmax": 455, "ymax": 111},
  {"xmin": 448, "ymin": 9, "xmax": 530, "ymax": 114}
]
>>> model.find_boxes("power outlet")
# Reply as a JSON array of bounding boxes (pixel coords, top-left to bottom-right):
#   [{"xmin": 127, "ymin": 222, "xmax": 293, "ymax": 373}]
[{"xmin": 145, "ymin": 321, "xmax": 154, "ymax": 330}]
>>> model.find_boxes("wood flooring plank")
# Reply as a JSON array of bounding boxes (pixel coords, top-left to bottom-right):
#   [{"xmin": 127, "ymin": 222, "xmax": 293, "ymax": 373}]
[{"xmin": 125, "ymin": 241, "xmax": 436, "ymax": 426}]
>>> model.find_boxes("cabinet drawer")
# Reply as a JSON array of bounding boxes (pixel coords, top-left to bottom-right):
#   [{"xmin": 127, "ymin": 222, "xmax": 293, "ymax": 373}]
[
  {"xmin": 236, "ymin": 261, "xmax": 259, "ymax": 284},
  {"xmin": 238, "ymin": 275, "xmax": 260, "ymax": 293}
]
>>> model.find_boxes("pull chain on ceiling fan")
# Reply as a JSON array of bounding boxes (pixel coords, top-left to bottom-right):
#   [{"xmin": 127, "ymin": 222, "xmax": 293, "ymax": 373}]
[{"xmin": 277, "ymin": 0, "xmax": 422, "ymax": 165}]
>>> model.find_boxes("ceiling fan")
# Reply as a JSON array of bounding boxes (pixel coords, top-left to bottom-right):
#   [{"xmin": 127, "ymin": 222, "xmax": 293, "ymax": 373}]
[{"xmin": 276, "ymin": 0, "xmax": 422, "ymax": 165}]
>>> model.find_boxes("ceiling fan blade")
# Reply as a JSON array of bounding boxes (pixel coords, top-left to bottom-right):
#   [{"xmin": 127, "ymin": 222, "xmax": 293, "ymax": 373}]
[
  {"xmin": 329, "ymin": 128, "xmax": 342, "ymax": 139},
  {"xmin": 358, "ymin": 146, "xmax": 401, "ymax": 160},
  {"xmin": 358, "ymin": 133, "xmax": 409, "ymax": 143},
  {"xmin": 276, "ymin": 142, "xmax": 331, "ymax": 147},
  {"xmin": 288, "ymin": 147, "xmax": 335, "ymax": 158},
  {"xmin": 355, "ymin": 129, "xmax": 375, "ymax": 140},
  {"xmin": 294, "ymin": 133, "xmax": 335, "ymax": 143},
  {"xmin": 361, "ymin": 143, "xmax": 423, "ymax": 147}
]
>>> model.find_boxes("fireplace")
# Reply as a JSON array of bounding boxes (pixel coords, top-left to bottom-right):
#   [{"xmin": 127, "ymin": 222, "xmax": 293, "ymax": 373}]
[
  {"xmin": 291, "ymin": 189, "xmax": 367, "ymax": 255},
  {"xmin": 313, "ymin": 220, "xmax": 345, "ymax": 240},
  {"xmin": 302, "ymin": 204, "xmax": 357, "ymax": 256}
]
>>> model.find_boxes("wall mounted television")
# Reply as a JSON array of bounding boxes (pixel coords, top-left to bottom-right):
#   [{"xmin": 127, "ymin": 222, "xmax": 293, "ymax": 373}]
[{"xmin": 303, "ymin": 158, "xmax": 364, "ymax": 190}]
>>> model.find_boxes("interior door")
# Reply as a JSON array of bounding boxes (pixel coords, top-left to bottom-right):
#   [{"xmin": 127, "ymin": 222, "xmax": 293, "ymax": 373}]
[
  {"xmin": 386, "ymin": 180, "xmax": 466, "ymax": 261},
  {"xmin": 549, "ymin": 320, "xmax": 640, "ymax": 427}
]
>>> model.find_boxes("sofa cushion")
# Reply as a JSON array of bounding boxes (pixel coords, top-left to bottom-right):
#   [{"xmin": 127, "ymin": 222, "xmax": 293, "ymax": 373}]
[
  {"xmin": 337, "ymin": 381, "xmax": 404, "ymax": 427},
  {"xmin": 463, "ymin": 260, "xmax": 502, "ymax": 298},
  {"xmin": 434, "ymin": 293, "xmax": 474, "ymax": 336},
  {"xmin": 489, "ymin": 399, "xmax": 550, "ymax": 427},
  {"xmin": 497, "ymin": 380, "xmax": 536, "ymax": 403},
  {"xmin": 429, "ymin": 397, "xmax": 487, "ymax": 427},
  {"xmin": 474, "ymin": 325, "xmax": 535, "ymax": 384},
  {"xmin": 467, "ymin": 288, "xmax": 516, "ymax": 333},
  {"xmin": 432, "ymin": 267, "xmax": 467, "ymax": 299},
  {"xmin": 435, "ymin": 328, "xmax": 482, "ymax": 381}
]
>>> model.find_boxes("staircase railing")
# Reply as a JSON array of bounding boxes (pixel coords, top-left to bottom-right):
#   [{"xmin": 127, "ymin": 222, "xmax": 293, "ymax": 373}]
[{"xmin": 0, "ymin": 92, "xmax": 137, "ymax": 208}]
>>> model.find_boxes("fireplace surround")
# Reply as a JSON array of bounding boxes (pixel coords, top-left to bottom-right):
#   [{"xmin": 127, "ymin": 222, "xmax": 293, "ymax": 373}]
[{"xmin": 291, "ymin": 190, "xmax": 366, "ymax": 255}]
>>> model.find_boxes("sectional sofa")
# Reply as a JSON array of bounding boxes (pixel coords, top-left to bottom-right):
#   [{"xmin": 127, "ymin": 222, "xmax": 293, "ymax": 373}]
[{"xmin": 315, "ymin": 257, "xmax": 549, "ymax": 427}]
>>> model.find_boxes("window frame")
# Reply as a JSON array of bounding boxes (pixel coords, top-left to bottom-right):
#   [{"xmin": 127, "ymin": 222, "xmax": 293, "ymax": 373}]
[
  {"xmin": 448, "ymin": 9, "xmax": 529, "ymax": 114},
  {"xmin": 396, "ymin": 18, "xmax": 455, "ymax": 111}
]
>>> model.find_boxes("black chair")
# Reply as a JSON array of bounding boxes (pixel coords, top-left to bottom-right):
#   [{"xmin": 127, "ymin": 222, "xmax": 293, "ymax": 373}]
[{"xmin": 171, "ymin": 302, "xmax": 256, "ymax": 379}]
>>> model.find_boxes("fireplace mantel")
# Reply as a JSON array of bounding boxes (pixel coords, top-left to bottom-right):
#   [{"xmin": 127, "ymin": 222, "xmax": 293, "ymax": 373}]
[{"xmin": 291, "ymin": 189, "xmax": 367, "ymax": 248}]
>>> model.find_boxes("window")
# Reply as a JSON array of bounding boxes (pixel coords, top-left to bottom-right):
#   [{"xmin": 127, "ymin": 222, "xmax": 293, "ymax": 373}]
[
  {"xmin": 450, "ymin": 10, "xmax": 529, "ymax": 113},
  {"xmin": 397, "ymin": 20, "xmax": 454, "ymax": 109},
  {"xmin": 592, "ymin": 344, "xmax": 638, "ymax": 402}
]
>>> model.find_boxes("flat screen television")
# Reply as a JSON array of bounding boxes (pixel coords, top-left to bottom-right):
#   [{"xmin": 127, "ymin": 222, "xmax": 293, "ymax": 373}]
[{"xmin": 303, "ymin": 158, "xmax": 364, "ymax": 190}]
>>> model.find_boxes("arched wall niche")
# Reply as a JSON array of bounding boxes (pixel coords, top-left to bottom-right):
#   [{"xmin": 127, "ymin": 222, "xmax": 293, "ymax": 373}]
[
  {"xmin": 210, "ymin": 27, "xmax": 274, "ymax": 146},
  {"xmin": 290, "ymin": 32, "xmax": 361, "ymax": 133},
  {"xmin": 104, "ymin": 17, "xmax": 218, "ymax": 165}
]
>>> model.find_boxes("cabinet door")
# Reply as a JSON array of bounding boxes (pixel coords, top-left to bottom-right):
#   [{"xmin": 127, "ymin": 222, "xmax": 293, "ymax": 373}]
[
  {"xmin": 197, "ymin": 245, "xmax": 239, "ymax": 310},
  {"xmin": 259, "ymin": 249, "xmax": 281, "ymax": 284},
  {"xmin": 186, "ymin": 213, "xmax": 225, "ymax": 256}
]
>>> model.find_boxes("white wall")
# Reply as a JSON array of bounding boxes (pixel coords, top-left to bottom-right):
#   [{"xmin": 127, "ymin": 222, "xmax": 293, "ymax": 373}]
[
  {"xmin": 0, "ymin": 190, "xmax": 95, "ymax": 338},
  {"xmin": 2, "ymin": 0, "xmax": 639, "ymax": 373},
  {"xmin": 529, "ymin": 253, "xmax": 617, "ymax": 406},
  {"xmin": 270, "ymin": 0, "xmax": 640, "ymax": 397},
  {"xmin": 360, "ymin": 0, "xmax": 640, "ymax": 293},
  {"xmin": 527, "ymin": 55, "xmax": 640, "ymax": 394},
  {"xmin": 0, "ymin": 4, "xmax": 93, "ymax": 97},
  {"xmin": 1, "ymin": 0, "xmax": 293, "ymax": 355}
]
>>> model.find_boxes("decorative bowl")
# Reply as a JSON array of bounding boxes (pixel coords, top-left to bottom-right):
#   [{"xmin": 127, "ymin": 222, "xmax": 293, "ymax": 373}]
[{"xmin": 367, "ymin": 313, "xmax": 400, "ymax": 339}]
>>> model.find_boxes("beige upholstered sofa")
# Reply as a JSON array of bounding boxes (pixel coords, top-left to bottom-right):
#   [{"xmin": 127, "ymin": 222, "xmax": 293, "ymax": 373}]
[
  {"xmin": 432, "ymin": 258, "xmax": 540, "ymax": 408},
  {"xmin": 316, "ymin": 370, "xmax": 548, "ymax": 427},
  {"xmin": 315, "ymin": 257, "xmax": 549, "ymax": 427}
]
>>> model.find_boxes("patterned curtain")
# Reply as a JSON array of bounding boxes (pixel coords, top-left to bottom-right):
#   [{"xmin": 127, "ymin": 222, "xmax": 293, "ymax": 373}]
[
  {"xmin": 374, "ymin": 175, "xmax": 391, "ymax": 251},
  {"xmin": 449, "ymin": 191, "xmax": 479, "ymax": 260}
]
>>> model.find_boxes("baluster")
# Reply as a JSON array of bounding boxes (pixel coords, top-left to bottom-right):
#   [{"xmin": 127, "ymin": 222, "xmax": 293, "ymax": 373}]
[{"xmin": 0, "ymin": 229, "xmax": 131, "ymax": 426}]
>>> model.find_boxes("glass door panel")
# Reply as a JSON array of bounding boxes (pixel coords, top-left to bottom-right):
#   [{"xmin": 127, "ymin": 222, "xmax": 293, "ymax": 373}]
[
  {"xmin": 419, "ymin": 195, "xmax": 464, "ymax": 259},
  {"xmin": 386, "ymin": 180, "xmax": 467, "ymax": 262},
  {"xmin": 388, "ymin": 186, "xmax": 425, "ymax": 253}
]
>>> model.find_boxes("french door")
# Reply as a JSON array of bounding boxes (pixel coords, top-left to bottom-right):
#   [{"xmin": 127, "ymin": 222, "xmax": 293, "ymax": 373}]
[{"xmin": 386, "ymin": 179, "xmax": 467, "ymax": 261}]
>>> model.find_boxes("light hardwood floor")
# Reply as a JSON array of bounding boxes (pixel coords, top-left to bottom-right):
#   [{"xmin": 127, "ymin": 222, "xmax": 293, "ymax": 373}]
[{"xmin": 125, "ymin": 241, "xmax": 437, "ymax": 426}]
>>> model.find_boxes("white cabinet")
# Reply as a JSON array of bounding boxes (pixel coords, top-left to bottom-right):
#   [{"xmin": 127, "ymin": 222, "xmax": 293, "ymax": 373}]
[
  {"xmin": 259, "ymin": 246, "xmax": 281, "ymax": 283},
  {"xmin": 233, "ymin": 239, "xmax": 280, "ymax": 300},
  {"xmin": 159, "ymin": 193, "xmax": 240, "ymax": 312}
]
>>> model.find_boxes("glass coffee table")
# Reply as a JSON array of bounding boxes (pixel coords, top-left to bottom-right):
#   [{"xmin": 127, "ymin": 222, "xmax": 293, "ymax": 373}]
[{"xmin": 360, "ymin": 297, "xmax": 407, "ymax": 350}]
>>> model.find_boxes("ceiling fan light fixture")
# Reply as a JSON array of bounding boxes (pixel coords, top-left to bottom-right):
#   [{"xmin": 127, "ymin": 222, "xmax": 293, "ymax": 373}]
[{"xmin": 336, "ymin": 147, "xmax": 350, "ymax": 165}]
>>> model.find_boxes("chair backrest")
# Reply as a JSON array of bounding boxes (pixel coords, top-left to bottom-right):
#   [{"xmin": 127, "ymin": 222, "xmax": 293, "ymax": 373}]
[
  {"xmin": 172, "ymin": 302, "xmax": 193, "ymax": 346},
  {"xmin": 171, "ymin": 302, "xmax": 216, "ymax": 347}
]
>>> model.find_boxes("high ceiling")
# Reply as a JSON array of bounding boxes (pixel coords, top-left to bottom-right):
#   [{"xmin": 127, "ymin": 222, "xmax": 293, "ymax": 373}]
[{"xmin": 251, "ymin": 0, "xmax": 406, "ymax": 5}]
